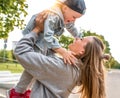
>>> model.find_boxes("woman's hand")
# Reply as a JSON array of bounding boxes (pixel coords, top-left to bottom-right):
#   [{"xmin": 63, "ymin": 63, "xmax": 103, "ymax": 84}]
[{"xmin": 32, "ymin": 10, "xmax": 48, "ymax": 34}]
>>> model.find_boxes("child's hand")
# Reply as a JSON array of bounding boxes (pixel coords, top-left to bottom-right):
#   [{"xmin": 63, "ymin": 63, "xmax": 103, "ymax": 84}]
[
  {"xmin": 62, "ymin": 50, "xmax": 77, "ymax": 65},
  {"xmin": 53, "ymin": 48, "xmax": 77, "ymax": 65},
  {"xmin": 62, "ymin": 51, "xmax": 77, "ymax": 65}
]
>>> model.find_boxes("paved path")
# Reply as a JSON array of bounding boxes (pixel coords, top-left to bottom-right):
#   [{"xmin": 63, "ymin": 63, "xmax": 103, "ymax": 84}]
[
  {"xmin": 106, "ymin": 69, "xmax": 120, "ymax": 98},
  {"xmin": 0, "ymin": 69, "xmax": 120, "ymax": 98}
]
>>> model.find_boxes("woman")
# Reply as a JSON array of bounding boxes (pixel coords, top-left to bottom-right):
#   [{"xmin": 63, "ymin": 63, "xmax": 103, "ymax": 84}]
[{"xmin": 12, "ymin": 12, "xmax": 109, "ymax": 98}]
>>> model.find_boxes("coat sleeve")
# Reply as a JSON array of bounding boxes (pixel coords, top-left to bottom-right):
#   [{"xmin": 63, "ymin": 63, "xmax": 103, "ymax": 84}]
[
  {"xmin": 65, "ymin": 22, "xmax": 83, "ymax": 38},
  {"xmin": 14, "ymin": 32, "xmax": 68, "ymax": 81},
  {"xmin": 44, "ymin": 13, "xmax": 61, "ymax": 49},
  {"xmin": 22, "ymin": 14, "xmax": 37, "ymax": 36}
]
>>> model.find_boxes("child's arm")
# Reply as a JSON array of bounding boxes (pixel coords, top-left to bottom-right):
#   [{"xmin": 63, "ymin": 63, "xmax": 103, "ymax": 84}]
[
  {"xmin": 22, "ymin": 10, "xmax": 48, "ymax": 36},
  {"xmin": 65, "ymin": 22, "xmax": 83, "ymax": 38},
  {"xmin": 44, "ymin": 13, "xmax": 77, "ymax": 65},
  {"xmin": 53, "ymin": 47, "xmax": 77, "ymax": 65},
  {"xmin": 22, "ymin": 14, "xmax": 37, "ymax": 36}
]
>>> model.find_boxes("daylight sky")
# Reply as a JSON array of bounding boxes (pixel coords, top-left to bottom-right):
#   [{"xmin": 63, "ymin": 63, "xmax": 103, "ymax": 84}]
[{"xmin": 0, "ymin": 0, "xmax": 120, "ymax": 62}]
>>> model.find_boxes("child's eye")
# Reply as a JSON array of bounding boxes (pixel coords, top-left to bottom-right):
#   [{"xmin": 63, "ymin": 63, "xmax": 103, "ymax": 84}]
[
  {"xmin": 75, "ymin": 38, "xmax": 79, "ymax": 41},
  {"xmin": 80, "ymin": 37, "xmax": 84, "ymax": 40}
]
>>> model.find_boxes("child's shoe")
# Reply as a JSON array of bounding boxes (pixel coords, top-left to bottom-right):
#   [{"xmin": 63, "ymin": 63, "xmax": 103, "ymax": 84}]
[
  {"xmin": 7, "ymin": 88, "xmax": 24, "ymax": 98},
  {"xmin": 24, "ymin": 89, "xmax": 31, "ymax": 98}
]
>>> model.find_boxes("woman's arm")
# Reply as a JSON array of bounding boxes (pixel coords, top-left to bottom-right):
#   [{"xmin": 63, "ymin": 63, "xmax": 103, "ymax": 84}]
[
  {"xmin": 14, "ymin": 11, "xmax": 67, "ymax": 80},
  {"xmin": 14, "ymin": 31, "xmax": 78, "ymax": 94},
  {"xmin": 14, "ymin": 32, "xmax": 68, "ymax": 81},
  {"xmin": 22, "ymin": 10, "xmax": 48, "ymax": 35},
  {"xmin": 22, "ymin": 14, "xmax": 36, "ymax": 36}
]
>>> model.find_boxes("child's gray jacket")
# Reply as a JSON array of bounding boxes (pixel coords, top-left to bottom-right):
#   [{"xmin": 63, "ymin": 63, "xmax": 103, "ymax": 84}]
[{"xmin": 22, "ymin": 6, "xmax": 82, "ymax": 55}]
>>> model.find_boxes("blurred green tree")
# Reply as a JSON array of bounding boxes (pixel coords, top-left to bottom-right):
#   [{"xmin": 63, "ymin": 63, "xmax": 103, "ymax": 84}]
[
  {"xmin": 0, "ymin": 0, "xmax": 28, "ymax": 38},
  {"xmin": 82, "ymin": 30, "xmax": 111, "ymax": 54},
  {"xmin": 58, "ymin": 35, "xmax": 74, "ymax": 49},
  {"xmin": 58, "ymin": 30, "xmax": 120, "ymax": 69}
]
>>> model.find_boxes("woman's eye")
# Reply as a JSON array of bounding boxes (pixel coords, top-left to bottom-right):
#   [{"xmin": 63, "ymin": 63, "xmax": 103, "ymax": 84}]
[{"xmin": 81, "ymin": 37, "xmax": 84, "ymax": 40}]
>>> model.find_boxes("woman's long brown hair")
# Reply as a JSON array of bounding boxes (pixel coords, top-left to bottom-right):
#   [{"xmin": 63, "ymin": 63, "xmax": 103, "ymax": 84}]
[{"xmin": 78, "ymin": 36, "xmax": 107, "ymax": 98}]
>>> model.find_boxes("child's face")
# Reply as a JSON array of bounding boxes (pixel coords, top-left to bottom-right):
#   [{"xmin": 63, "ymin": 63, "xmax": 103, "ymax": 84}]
[{"xmin": 62, "ymin": 5, "xmax": 82, "ymax": 24}]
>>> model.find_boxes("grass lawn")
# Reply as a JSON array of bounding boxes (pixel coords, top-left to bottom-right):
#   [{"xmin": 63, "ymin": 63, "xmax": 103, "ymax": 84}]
[{"xmin": 0, "ymin": 62, "xmax": 24, "ymax": 73}]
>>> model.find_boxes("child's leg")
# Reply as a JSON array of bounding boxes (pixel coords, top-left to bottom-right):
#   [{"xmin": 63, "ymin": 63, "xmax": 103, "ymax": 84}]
[{"xmin": 14, "ymin": 70, "xmax": 33, "ymax": 93}]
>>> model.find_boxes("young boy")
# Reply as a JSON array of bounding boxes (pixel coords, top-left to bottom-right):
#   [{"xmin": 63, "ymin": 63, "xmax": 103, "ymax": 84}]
[{"xmin": 9, "ymin": 0, "xmax": 86, "ymax": 97}]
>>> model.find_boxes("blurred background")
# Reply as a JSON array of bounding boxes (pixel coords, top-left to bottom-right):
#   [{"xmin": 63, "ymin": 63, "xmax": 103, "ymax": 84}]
[{"xmin": 0, "ymin": 0, "xmax": 120, "ymax": 98}]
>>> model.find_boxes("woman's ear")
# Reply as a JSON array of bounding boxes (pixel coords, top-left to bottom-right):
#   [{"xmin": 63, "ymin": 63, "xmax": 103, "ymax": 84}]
[{"xmin": 79, "ymin": 50, "xmax": 85, "ymax": 55}]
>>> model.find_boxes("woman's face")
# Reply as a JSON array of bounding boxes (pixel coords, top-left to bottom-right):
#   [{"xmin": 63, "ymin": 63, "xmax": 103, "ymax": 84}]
[
  {"xmin": 62, "ymin": 5, "xmax": 82, "ymax": 24},
  {"xmin": 68, "ymin": 37, "xmax": 93, "ymax": 55}
]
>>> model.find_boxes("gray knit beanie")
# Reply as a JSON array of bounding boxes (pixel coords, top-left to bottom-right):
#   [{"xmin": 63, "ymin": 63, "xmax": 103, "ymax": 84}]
[{"xmin": 57, "ymin": 0, "xmax": 86, "ymax": 14}]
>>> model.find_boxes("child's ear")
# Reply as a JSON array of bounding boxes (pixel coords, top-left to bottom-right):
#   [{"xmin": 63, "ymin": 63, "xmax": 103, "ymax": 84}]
[{"xmin": 62, "ymin": 5, "xmax": 68, "ymax": 12}]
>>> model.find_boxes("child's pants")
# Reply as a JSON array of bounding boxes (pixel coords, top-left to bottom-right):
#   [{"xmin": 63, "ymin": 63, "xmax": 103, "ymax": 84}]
[{"xmin": 15, "ymin": 70, "xmax": 34, "ymax": 93}]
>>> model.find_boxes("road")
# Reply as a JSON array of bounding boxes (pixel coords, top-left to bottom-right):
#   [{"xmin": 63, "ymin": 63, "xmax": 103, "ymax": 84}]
[
  {"xmin": 106, "ymin": 69, "xmax": 120, "ymax": 98},
  {"xmin": 0, "ymin": 69, "xmax": 120, "ymax": 98}
]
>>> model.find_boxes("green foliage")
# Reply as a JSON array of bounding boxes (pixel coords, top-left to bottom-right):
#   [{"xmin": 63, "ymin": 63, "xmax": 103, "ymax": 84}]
[
  {"xmin": 7, "ymin": 50, "xmax": 13, "ymax": 60},
  {"xmin": 0, "ymin": 63, "xmax": 24, "ymax": 73},
  {"xmin": 58, "ymin": 35, "xmax": 74, "ymax": 49},
  {"xmin": 58, "ymin": 30, "xmax": 120, "ymax": 69},
  {"xmin": 82, "ymin": 30, "xmax": 111, "ymax": 54},
  {"xmin": 0, "ymin": 50, "xmax": 16, "ymax": 63},
  {"xmin": 0, "ymin": 0, "xmax": 28, "ymax": 38},
  {"xmin": 58, "ymin": 30, "xmax": 111, "ymax": 55},
  {"xmin": 81, "ymin": 30, "xmax": 120, "ymax": 69},
  {"xmin": 11, "ymin": 50, "xmax": 16, "ymax": 60},
  {"xmin": 108, "ymin": 56, "xmax": 120, "ymax": 69},
  {"xmin": 0, "ymin": 50, "xmax": 7, "ymax": 62}
]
